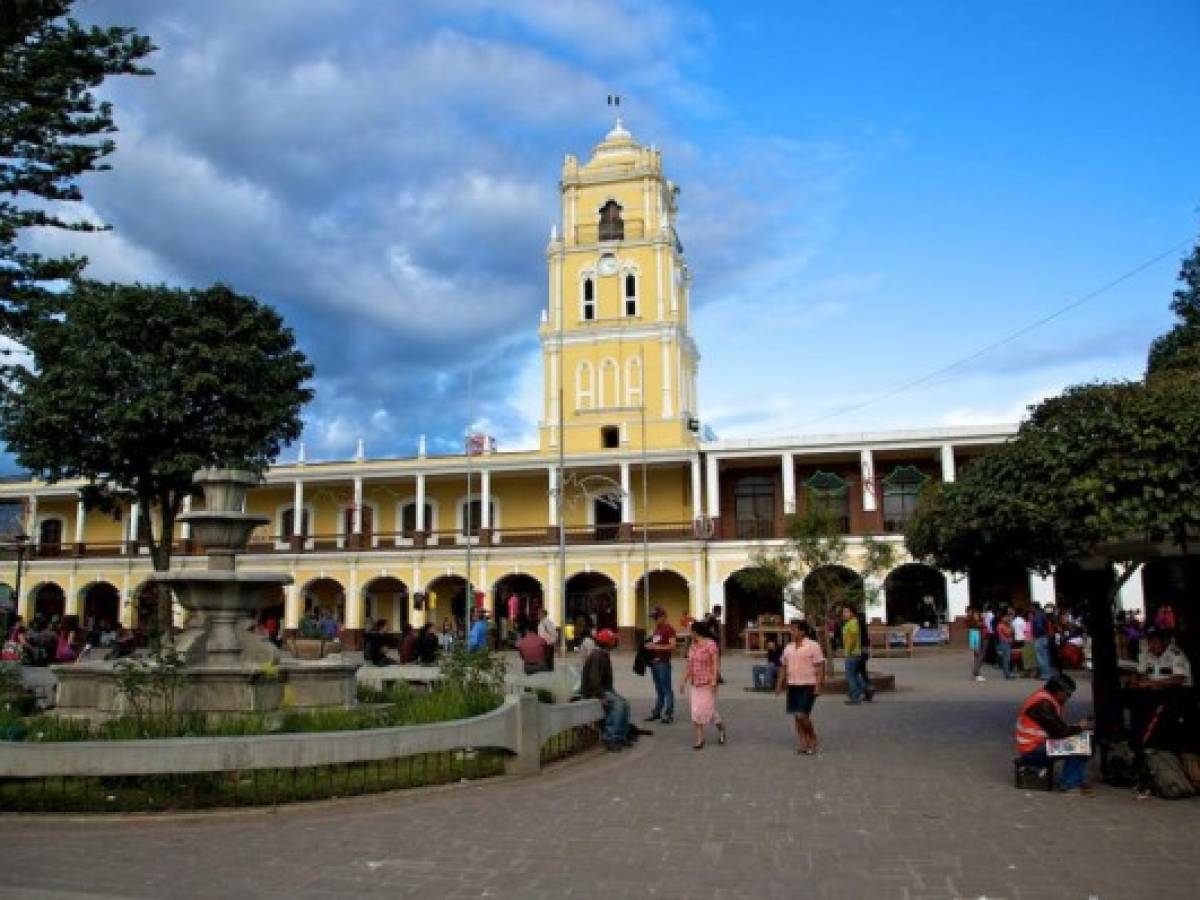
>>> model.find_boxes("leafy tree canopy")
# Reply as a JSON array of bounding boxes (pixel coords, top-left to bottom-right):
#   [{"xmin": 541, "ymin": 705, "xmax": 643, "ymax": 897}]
[
  {"xmin": 1147, "ymin": 240, "xmax": 1200, "ymax": 377},
  {"xmin": 905, "ymin": 372, "xmax": 1200, "ymax": 577},
  {"xmin": 0, "ymin": 281, "xmax": 314, "ymax": 574},
  {"xmin": 1, "ymin": 0, "xmax": 154, "ymax": 334}
]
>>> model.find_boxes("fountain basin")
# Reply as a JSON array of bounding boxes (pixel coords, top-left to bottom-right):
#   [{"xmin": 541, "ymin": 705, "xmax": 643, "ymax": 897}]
[
  {"xmin": 192, "ymin": 468, "xmax": 262, "ymax": 512},
  {"xmin": 181, "ymin": 512, "xmax": 270, "ymax": 554}
]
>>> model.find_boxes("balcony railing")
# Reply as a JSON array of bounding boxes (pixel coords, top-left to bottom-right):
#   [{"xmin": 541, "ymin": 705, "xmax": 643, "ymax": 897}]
[{"xmin": 574, "ymin": 219, "xmax": 645, "ymax": 244}]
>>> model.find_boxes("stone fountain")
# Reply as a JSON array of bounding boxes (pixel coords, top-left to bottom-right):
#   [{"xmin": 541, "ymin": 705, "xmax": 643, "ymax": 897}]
[{"xmin": 54, "ymin": 469, "xmax": 357, "ymax": 720}]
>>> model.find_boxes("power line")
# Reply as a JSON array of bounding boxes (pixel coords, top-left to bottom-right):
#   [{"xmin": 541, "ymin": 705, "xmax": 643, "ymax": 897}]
[{"xmin": 792, "ymin": 235, "xmax": 1195, "ymax": 430}]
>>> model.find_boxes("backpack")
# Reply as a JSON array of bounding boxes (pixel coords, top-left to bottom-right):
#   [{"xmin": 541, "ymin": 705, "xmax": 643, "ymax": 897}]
[
  {"xmin": 1144, "ymin": 750, "xmax": 1196, "ymax": 800},
  {"xmin": 1101, "ymin": 739, "xmax": 1139, "ymax": 788}
]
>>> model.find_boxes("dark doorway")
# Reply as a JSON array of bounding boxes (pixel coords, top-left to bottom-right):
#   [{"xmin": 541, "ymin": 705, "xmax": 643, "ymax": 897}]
[
  {"xmin": 566, "ymin": 572, "xmax": 617, "ymax": 633},
  {"xmin": 884, "ymin": 564, "xmax": 947, "ymax": 625},
  {"xmin": 724, "ymin": 567, "xmax": 783, "ymax": 648}
]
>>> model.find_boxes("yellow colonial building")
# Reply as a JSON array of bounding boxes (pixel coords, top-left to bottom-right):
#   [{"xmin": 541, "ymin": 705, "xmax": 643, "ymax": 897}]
[{"xmin": 0, "ymin": 120, "xmax": 1150, "ymax": 647}]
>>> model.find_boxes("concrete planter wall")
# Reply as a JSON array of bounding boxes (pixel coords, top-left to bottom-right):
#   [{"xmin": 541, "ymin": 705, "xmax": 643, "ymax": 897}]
[{"xmin": 0, "ymin": 694, "xmax": 603, "ymax": 780}]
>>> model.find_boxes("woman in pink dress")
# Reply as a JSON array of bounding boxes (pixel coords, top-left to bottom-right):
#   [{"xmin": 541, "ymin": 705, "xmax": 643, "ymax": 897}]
[{"xmin": 682, "ymin": 620, "xmax": 726, "ymax": 750}]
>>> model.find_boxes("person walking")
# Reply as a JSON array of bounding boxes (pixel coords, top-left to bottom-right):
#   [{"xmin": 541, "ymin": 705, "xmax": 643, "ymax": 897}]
[
  {"xmin": 968, "ymin": 608, "xmax": 989, "ymax": 681},
  {"xmin": 682, "ymin": 620, "xmax": 726, "ymax": 750},
  {"xmin": 1030, "ymin": 602, "xmax": 1053, "ymax": 680},
  {"xmin": 840, "ymin": 606, "xmax": 870, "ymax": 704},
  {"xmin": 537, "ymin": 607, "xmax": 559, "ymax": 672},
  {"xmin": 644, "ymin": 606, "xmax": 676, "ymax": 724},
  {"xmin": 996, "ymin": 613, "xmax": 1016, "ymax": 679},
  {"xmin": 776, "ymin": 621, "xmax": 825, "ymax": 754}
]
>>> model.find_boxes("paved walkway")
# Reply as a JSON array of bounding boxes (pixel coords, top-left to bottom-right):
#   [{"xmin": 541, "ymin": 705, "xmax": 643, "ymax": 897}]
[{"xmin": 2, "ymin": 652, "xmax": 1200, "ymax": 899}]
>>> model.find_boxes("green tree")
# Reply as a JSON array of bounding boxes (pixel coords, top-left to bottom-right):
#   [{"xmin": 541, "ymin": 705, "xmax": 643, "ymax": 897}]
[
  {"xmin": 0, "ymin": 281, "xmax": 314, "ymax": 637},
  {"xmin": 1147, "ymin": 240, "xmax": 1200, "ymax": 376},
  {"xmin": 739, "ymin": 504, "xmax": 896, "ymax": 674},
  {"xmin": 1, "ymin": 0, "xmax": 154, "ymax": 335},
  {"xmin": 905, "ymin": 372, "xmax": 1200, "ymax": 735}
]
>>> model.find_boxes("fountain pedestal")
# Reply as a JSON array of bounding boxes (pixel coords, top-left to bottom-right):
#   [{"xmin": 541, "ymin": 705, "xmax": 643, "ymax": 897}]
[{"xmin": 54, "ymin": 469, "xmax": 357, "ymax": 720}]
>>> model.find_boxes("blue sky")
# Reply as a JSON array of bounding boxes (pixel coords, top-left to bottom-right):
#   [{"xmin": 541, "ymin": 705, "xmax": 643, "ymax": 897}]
[{"xmin": 20, "ymin": 0, "xmax": 1199, "ymax": 463}]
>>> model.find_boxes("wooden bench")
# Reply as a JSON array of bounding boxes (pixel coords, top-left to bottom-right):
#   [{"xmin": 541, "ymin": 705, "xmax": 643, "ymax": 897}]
[{"xmin": 868, "ymin": 624, "xmax": 915, "ymax": 658}]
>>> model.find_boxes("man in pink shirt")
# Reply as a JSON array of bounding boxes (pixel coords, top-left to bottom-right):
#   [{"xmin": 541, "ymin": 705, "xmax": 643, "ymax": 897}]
[{"xmin": 776, "ymin": 620, "xmax": 825, "ymax": 755}]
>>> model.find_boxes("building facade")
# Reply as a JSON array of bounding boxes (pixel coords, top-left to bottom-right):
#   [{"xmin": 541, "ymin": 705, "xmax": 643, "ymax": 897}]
[{"xmin": 0, "ymin": 121, "xmax": 1148, "ymax": 646}]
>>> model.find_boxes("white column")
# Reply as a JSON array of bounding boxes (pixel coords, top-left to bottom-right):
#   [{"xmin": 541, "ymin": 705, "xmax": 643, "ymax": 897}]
[
  {"xmin": 655, "ymin": 244, "xmax": 664, "ymax": 320},
  {"xmin": 346, "ymin": 567, "xmax": 362, "ymax": 629},
  {"xmin": 946, "ymin": 573, "xmax": 971, "ymax": 619},
  {"xmin": 547, "ymin": 467, "xmax": 559, "ymax": 527},
  {"xmin": 863, "ymin": 575, "xmax": 885, "ymax": 620},
  {"xmin": 412, "ymin": 563, "xmax": 425, "ymax": 627},
  {"xmin": 940, "ymin": 444, "xmax": 956, "ymax": 483},
  {"xmin": 415, "ymin": 473, "xmax": 427, "ymax": 532},
  {"xmin": 547, "ymin": 558, "xmax": 562, "ymax": 627},
  {"xmin": 292, "ymin": 480, "xmax": 304, "ymax": 537},
  {"xmin": 619, "ymin": 461, "xmax": 632, "ymax": 524},
  {"xmin": 691, "ymin": 556, "xmax": 705, "ymax": 619},
  {"xmin": 66, "ymin": 572, "xmax": 79, "ymax": 617},
  {"xmin": 128, "ymin": 502, "xmax": 139, "ymax": 543},
  {"xmin": 284, "ymin": 581, "xmax": 302, "ymax": 632},
  {"xmin": 690, "ymin": 456, "xmax": 702, "ymax": 521},
  {"xmin": 480, "ymin": 468, "xmax": 491, "ymax": 530},
  {"xmin": 860, "ymin": 449, "xmax": 877, "ymax": 512},
  {"xmin": 705, "ymin": 455, "xmax": 720, "ymax": 519},
  {"xmin": 782, "ymin": 452, "xmax": 796, "ymax": 515},
  {"xmin": 620, "ymin": 557, "xmax": 633, "ymax": 628},
  {"xmin": 26, "ymin": 493, "xmax": 38, "ymax": 541},
  {"xmin": 1118, "ymin": 565, "xmax": 1146, "ymax": 615},
  {"xmin": 119, "ymin": 572, "xmax": 133, "ymax": 628},
  {"xmin": 352, "ymin": 476, "xmax": 364, "ymax": 536},
  {"xmin": 708, "ymin": 576, "xmax": 726, "ymax": 621},
  {"xmin": 74, "ymin": 500, "xmax": 86, "ymax": 545},
  {"xmin": 181, "ymin": 495, "xmax": 193, "ymax": 542},
  {"xmin": 660, "ymin": 338, "xmax": 673, "ymax": 417},
  {"xmin": 1029, "ymin": 570, "xmax": 1056, "ymax": 608}
]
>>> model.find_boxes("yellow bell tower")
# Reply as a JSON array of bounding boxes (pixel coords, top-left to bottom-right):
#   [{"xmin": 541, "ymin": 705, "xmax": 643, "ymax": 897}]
[{"xmin": 539, "ymin": 118, "xmax": 700, "ymax": 454}]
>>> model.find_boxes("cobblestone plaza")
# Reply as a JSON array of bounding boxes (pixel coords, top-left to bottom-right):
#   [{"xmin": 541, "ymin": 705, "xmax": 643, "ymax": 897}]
[{"xmin": 2, "ymin": 652, "xmax": 1198, "ymax": 899}]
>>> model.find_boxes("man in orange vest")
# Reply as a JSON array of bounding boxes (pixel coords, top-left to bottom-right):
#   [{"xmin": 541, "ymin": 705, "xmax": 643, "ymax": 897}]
[{"xmin": 1014, "ymin": 674, "xmax": 1094, "ymax": 794}]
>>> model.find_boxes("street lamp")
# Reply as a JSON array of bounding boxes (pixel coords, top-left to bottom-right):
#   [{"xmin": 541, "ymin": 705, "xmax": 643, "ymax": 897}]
[{"xmin": 9, "ymin": 532, "xmax": 29, "ymax": 620}]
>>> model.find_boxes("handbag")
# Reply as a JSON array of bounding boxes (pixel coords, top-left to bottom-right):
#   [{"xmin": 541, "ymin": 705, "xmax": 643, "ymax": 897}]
[{"xmin": 632, "ymin": 646, "xmax": 647, "ymax": 676}]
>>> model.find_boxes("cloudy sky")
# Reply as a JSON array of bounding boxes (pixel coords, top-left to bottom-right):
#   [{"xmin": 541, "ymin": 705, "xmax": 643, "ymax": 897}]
[{"xmin": 27, "ymin": 0, "xmax": 1200, "ymax": 462}]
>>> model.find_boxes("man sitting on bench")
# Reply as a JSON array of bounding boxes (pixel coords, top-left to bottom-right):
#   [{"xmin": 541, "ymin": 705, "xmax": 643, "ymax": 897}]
[{"xmin": 1014, "ymin": 674, "xmax": 1094, "ymax": 795}]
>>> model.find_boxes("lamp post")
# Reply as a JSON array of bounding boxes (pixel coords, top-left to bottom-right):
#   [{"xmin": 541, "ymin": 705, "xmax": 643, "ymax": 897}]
[{"xmin": 11, "ymin": 531, "xmax": 29, "ymax": 620}]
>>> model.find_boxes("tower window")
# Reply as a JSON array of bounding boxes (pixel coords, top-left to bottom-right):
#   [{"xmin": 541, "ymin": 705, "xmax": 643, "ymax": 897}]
[
  {"xmin": 601, "ymin": 426, "xmax": 620, "ymax": 449},
  {"xmin": 598, "ymin": 200, "xmax": 624, "ymax": 241},
  {"xmin": 624, "ymin": 273, "xmax": 637, "ymax": 316},
  {"xmin": 583, "ymin": 277, "xmax": 595, "ymax": 321}
]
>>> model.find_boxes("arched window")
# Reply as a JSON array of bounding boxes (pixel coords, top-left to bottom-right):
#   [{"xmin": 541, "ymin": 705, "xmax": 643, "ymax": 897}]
[
  {"xmin": 882, "ymin": 465, "xmax": 929, "ymax": 532},
  {"xmin": 582, "ymin": 276, "xmax": 595, "ymax": 321},
  {"xmin": 281, "ymin": 507, "xmax": 310, "ymax": 539},
  {"xmin": 624, "ymin": 355, "xmax": 642, "ymax": 407},
  {"xmin": 624, "ymin": 271, "xmax": 638, "ymax": 316},
  {"xmin": 460, "ymin": 498, "xmax": 497, "ymax": 537},
  {"xmin": 576, "ymin": 360, "xmax": 595, "ymax": 410},
  {"xmin": 598, "ymin": 200, "xmax": 624, "ymax": 241},
  {"xmin": 38, "ymin": 518, "xmax": 63, "ymax": 555},
  {"xmin": 599, "ymin": 358, "xmax": 620, "ymax": 408},
  {"xmin": 400, "ymin": 502, "xmax": 432, "ymax": 538}
]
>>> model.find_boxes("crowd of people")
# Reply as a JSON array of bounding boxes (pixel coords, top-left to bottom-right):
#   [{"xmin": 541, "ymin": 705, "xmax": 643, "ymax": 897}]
[
  {"xmin": 966, "ymin": 602, "xmax": 1089, "ymax": 681},
  {"xmin": 2, "ymin": 612, "xmax": 135, "ymax": 665}
]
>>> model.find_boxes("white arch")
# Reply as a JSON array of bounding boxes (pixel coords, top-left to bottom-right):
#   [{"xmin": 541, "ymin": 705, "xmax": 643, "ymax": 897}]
[
  {"xmin": 624, "ymin": 355, "xmax": 642, "ymax": 407},
  {"xmin": 599, "ymin": 357, "xmax": 620, "ymax": 408},
  {"xmin": 575, "ymin": 360, "xmax": 595, "ymax": 410}
]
